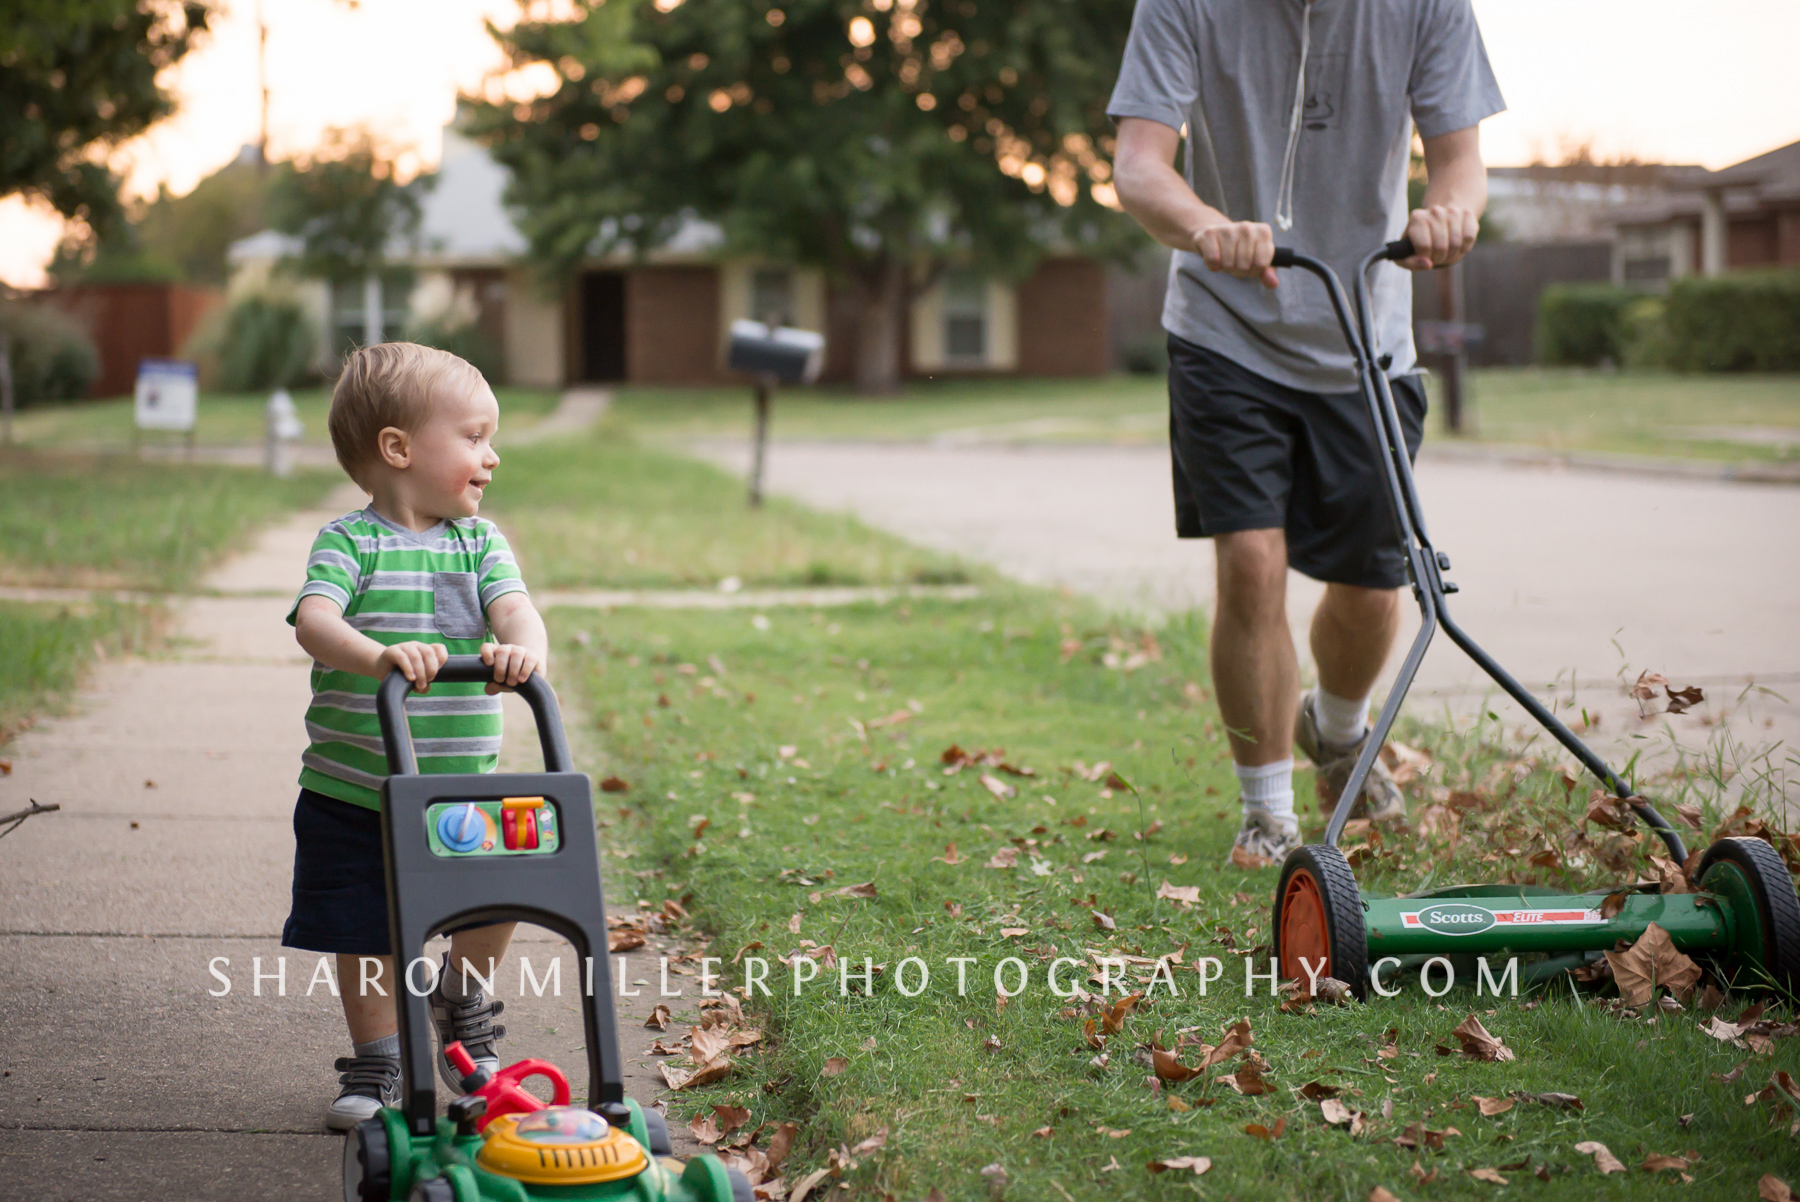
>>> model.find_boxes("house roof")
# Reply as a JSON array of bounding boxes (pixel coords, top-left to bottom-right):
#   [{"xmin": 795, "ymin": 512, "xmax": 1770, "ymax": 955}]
[
  {"xmin": 1602, "ymin": 137, "xmax": 1800, "ymax": 228},
  {"xmin": 228, "ymin": 128, "xmax": 724, "ymax": 271}
]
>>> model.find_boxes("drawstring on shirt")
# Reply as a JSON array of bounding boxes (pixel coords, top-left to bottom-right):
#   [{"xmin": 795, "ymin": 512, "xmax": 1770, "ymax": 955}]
[{"xmin": 1274, "ymin": 0, "xmax": 1313, "ymax": 232}]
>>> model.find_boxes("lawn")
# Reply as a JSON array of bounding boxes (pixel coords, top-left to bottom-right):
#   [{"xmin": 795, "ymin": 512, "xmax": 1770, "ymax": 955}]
[
  {"xmin": 554, "ymin": 595, "xmax": 1796, "ymax": 1202},
  {"xmin": 481, "ymin": 422, "xmax": 972, "ymax": 591},
  {"xmin": 6, "ymin": 385, "xmax": 561, "ymax": 451},
  {"xmin": 0, "ymin": 449, "xmax": 338, "ymax": 740},
  {"xmin": 611, "ymin": 369, "xmax": 1800, "ymax": 468},
  {"xmin": 498, "ymin": 438, "xmax": 1797, "ymax": 1202}
]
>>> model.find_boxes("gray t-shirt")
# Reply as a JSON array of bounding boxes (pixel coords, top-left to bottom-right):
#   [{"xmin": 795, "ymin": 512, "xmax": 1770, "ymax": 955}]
[{"xmin": 1108, "ymin": 0, "xmax": 1504, "ymax": 392}]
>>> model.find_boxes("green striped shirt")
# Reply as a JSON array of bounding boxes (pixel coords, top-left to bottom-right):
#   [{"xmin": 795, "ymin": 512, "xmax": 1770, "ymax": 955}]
[{"xmin": 286, "ymin": 507, "xmax": 528, "ymax": 810}]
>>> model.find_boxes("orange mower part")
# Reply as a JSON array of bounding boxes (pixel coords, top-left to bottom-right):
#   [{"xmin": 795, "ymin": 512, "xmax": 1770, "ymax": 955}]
[
  {"xmin": 1279, "ymin": 869, "xmax": 1330, "ymax": 982},
  {"xmin": 1272, "ymin": 844, "xmax": 1369, "ymax": 999}
]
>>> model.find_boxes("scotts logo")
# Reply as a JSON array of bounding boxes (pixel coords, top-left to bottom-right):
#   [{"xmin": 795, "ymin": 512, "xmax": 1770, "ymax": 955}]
[{"xmin": 1416, "ymin": 904, "xmax": 1497, "ymax": 935}]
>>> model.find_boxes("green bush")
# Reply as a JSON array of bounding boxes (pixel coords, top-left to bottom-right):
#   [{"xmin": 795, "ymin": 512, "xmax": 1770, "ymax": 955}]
[
  {"xmin": 1619, "ymin": 296, "xmax": 1668, "ymax": 370},
  {"xmin": 1534, "ymin": 282, "xmax": 1637, "ymax": 366},
  {"xmin": 0, "ymin": 303, "xmax": 99, "ymax": 405},
  {"xmin": 1661, "ymin": 270, "xmax": 1800, "ymax": 372},
  {"xmin": 405, "ymin": 314, "xmax": 505, "ymax": 384},
  {"xmin": 202, "ymin": 294, "xmax": 318, "ymax": 391}
]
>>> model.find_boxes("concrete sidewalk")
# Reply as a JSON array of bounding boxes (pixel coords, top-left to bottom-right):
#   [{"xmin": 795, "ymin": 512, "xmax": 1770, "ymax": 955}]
[
  {"xmin": 0, "ymin": 485, "xmax": 707, "ymax": 1201},
  {"xmin": 694, "ymin": 438, "xmax": 1800, "ymax": 781}
]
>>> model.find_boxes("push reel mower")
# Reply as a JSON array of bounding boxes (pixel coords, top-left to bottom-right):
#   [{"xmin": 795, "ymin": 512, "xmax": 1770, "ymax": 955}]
[
  {"xmin": 1266, "ymin": 240, "xmax": 1800, "ymax": 1002},
  {"xmin": 342, "ymin": 657, "xmax": 752, "ymax": 1202}
]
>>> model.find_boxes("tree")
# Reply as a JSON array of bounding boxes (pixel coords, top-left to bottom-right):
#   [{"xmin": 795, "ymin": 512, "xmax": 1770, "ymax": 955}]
[
  {"xmin": 468, "ymin": 0, "xmax": 1139, "ymax": 393},
  {"xmin": 1, "ymin": 0, "xmax": 212, "ymax": 437},
  {"xmin": 1, "ymin": 1, "xmax": 214, "ymax": 238},
  {"xmin": 266, "ymin": 129, "xmax": 431, "ymax": 348}
]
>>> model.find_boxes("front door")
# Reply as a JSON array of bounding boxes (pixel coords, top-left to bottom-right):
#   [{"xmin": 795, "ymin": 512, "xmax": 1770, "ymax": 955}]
[{"xmin": 579, "ymin": 271, "xmax": 626, "ymax": 382}]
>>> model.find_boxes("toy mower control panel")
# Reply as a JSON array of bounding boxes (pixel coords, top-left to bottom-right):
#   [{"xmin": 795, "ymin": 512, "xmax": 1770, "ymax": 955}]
[{"xmin": 425, "ymin": 797, "xmax": 560, "ymax": 857}]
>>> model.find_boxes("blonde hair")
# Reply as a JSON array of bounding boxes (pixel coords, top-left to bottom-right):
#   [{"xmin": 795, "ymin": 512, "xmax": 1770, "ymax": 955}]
[{"xmin": 328, "ymin": 342, "xmax": 487, "ymax": 484}]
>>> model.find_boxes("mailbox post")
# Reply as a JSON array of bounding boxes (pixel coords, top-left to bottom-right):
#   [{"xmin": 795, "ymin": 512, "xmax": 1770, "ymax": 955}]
[{"xmin": 726, "ymin": 319, "xmax": 824, "ymax": 508}]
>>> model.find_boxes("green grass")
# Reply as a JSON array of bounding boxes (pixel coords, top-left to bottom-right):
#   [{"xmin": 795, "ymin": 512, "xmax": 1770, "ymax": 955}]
[
  {"xmin": 481, "ymin": 423, "xmax": 972, "ymax": 591},
  {"xmin": 549, "ymin": 594, "xmax": 1796, "ymax": 1202},
  {"xmin": 8, "ymin": 386, "xmax": 562, "ymax": 451},
  {"xmin": 0, "ymin": 451, "xmax": 338, "ymax": 590},
  {"xmin": 608, "ymin": 370, "xmax": 1800, "ymax": 468},
  {"xmin": 0, "ymin": 600, "xmax": 156, "ymax": 741}
]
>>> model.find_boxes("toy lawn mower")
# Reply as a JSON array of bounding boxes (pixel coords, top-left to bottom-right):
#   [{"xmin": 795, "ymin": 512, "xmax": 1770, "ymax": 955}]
[
  {"xmin": 1267, "ymin": 240, "xmax": 1800, "ymax": 1001},
  {"xmin": 342, "ymin": 657, "xmax": 752, "ymax": 1202}
]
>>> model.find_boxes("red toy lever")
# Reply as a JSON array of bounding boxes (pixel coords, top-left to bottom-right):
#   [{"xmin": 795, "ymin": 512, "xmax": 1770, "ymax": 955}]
[{"xmin": 445, "ymin": 1041, "xmax": 572, "ymax": 1132}]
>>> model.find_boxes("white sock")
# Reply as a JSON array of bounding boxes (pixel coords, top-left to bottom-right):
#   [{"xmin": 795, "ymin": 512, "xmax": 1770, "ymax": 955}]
[
  {"xmin": 353, "ymin": 1032, "xmax": 399, "ymax": 1060},
  {"xmin": 1313, "ymin": 687, "xmax": 1370, "ymax": 746},
  {"xmin": 1236, "ymin": 758, "xmax": 1295, "ymax": 825}
]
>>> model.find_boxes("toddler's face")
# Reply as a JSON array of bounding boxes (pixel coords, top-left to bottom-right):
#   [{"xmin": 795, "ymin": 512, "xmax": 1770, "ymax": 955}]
[{"xmin": 410, "ymin": 384, "xmax": 501, "ymax": 518}]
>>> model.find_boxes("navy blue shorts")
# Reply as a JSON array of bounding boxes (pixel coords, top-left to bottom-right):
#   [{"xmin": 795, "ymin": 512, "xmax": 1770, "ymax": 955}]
[
  {"xmin": 281, "ymin": 789, "xmax": 396, "ymax": 955},
  {"xmin": 1167, "ymin": 334, "xmax": 1426, "ymax": 590}
]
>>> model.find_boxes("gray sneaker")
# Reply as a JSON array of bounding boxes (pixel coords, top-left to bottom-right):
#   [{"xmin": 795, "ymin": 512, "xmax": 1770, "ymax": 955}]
[
  {"xmin": 1295, "ymin": 692, "xmax": 1406, "ymax": 825},
  {"xmin": 429, "ymin": 952, "xmax": 507, "ymax": 1094},
  {"xmin": 326, "ymin": 1053, "xmax": 399, "ymax": 1131},
  {"xmin": 1226, "ymin": 806, "xmax": 1300, "ymax": 868}
]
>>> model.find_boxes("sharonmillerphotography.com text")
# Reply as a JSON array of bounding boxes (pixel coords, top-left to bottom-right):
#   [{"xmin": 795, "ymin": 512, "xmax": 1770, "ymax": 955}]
[{"xmin": 204, "ymin": 952, "xmax": 1527, "ymax": 1001}]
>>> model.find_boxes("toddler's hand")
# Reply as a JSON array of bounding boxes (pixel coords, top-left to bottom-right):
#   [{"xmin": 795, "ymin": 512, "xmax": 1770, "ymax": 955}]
[
  {"xmin": 481, "ymin": 643, "xmax": 542, "ymax": 694},
  {"xmin": 379, "ymin": 642, "xmax": 449, "ymax": 692}
]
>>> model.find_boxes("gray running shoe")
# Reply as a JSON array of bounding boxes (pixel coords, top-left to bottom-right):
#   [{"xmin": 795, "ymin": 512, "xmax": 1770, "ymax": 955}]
[
  {"xmin": 326, "ymin": 1053, "xmax": 399, "ymax": 1131},
  {"xmin": 429, "ymin": 952, "xmax": 507, "ymax": 1094},
  {"xmin": 1295, "ymin": 691, "xmax": 1406, "ymax": 825},
  {"xmin": 1226, "ymin": 806, "xmax": 1300, "ymax": 868}
]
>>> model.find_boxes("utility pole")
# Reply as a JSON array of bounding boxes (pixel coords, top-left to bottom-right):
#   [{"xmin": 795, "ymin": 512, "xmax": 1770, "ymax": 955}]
[
  {"xmin": 257, "ymin": 0, "xmax": 270, "ymax": 171},
  {"xmin": 1435, "ymin": 260, "xmax": 1470, "ymax": 436}
]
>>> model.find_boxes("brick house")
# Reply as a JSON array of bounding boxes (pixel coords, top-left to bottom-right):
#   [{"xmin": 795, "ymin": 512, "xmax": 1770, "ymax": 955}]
[
  {"xmin": 226, "ymin": 128, "xmax": 1110, "ymax": 386},
  {"xmin": 1607, "ymin": 139, "xmax": 1800, "ymax": 286}
]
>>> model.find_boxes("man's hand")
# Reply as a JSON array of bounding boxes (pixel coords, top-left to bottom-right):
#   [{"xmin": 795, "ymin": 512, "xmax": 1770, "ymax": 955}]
[
  {"xmin": 378, "ymin": 641, "xmax": 449, "ymax": 693},
  {"xmin": 480, "ymin": 642, "xmax": 542, "ymax": 694},
  {"xmin": 1196, "ymin": 221, "xmax": 1278, "ymax": 289},
  {"xmin": 1399, "ymin": 203, "xmax": 1480, "ymax": 271}
]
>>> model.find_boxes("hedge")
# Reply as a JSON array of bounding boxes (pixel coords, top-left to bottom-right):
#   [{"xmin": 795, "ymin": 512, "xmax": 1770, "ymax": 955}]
[
  {"xmin": 1534, "ymin": 282, "xmax": 1637, "ymax": 366},
  {"xmin": 1661, "ymin": 270, "xmax": 1800, "ymax": 372},
  {"xmin": 0, "ymin": 303, "xmax": 99, "ymax": 405}
]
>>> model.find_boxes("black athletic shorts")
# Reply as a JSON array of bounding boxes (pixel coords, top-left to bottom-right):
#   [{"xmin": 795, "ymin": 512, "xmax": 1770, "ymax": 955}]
[{"xmin": 1167, "ymin": 333, "xmax": 1426, "ymax": 590}]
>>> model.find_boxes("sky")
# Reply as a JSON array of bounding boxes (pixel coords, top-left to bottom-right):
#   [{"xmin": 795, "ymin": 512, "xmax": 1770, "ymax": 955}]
[{"xmin": 3, "ymin": 0, "xmax": 1796, "ymax": 287}]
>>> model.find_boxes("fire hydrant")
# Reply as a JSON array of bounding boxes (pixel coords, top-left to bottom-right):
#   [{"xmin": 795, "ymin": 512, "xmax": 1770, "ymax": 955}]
[{"xmin": 265, "ymin": 388, "xmax": 304, "ymax": 477}]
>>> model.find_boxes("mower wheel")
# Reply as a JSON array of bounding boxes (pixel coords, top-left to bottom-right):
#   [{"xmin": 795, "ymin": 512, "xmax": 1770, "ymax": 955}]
[
  {"xmin": 643, "ymin": 1105, "xmax": 673, "ymax": 1156},
  {"xmin": 1274, "ymin": 845, "xmax": 1368, "ymax": 1000},
  {"xmin": 408, "ymin": 1178, "xmax": 456, "ymax": 1202},
  {"xmin": 342, "ymin": 1118, "xmax": 390, "ymax": 1202},
  {"xmin": 1698, "ymin": 836, "xmax": 1800, "ymax": 998},
  {"xmin": 728, "ymin": 1166, "xmax": 755, "ymax": 1202}
]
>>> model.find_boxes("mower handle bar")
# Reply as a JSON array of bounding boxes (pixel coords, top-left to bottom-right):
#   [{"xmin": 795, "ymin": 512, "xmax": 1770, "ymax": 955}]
[
  {"xmin": 1260, "ymin": 239, "xmax": 1690, "ymax": 865},
  {"xmin": 376, "ymin": 655, "xmax": 572, "ymax": 777},
  {"xmin": 1270, "ymin": 237, "xmax": 1414, "ymax": 270}
]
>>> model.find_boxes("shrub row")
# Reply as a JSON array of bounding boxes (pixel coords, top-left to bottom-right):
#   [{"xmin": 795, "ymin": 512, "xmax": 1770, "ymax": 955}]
[{"xmin": 1536, "ymin": 270, "xmax": 1800, "ymax": 371}]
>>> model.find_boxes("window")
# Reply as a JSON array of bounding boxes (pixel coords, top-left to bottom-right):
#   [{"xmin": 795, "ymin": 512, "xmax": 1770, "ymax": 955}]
[
  {"xmin": 941, "ymin": 270, "xmax": 987, "ymax": 363},
  {"xmin": 331, "ymin": 275, "xmax": 411, "ymax": 356},
  {"xmin": 750, "ymin": 267, "xmax": 795, "ymax": 328}
]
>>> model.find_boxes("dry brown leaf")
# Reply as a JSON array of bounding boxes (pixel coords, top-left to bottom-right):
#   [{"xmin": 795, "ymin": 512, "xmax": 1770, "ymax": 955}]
[
  {"xmin": 690, "ymin": 1112, "xmax": 722, "ymax": 1145},
  {"xmin": 1761, "ymin": 1176, "xmax": 1795, "ymax": 1202},
  {"xmin": 1370, "ymin": 1189, "xmax": 1402, "ymax": 1202},
  {"xmin": 1665, "ymin": 683, "xmax": 1705, "ymax": 714},
  {"xmin": 985, "ymin": 846, "xmax": 1019, "ymax": 870},
  {"xmin": 609, "ymin": 927, "xmax": 647, "ymax": 954},
  {"xmin": 849, "ymin": 1126, "xmax": 888, "ymax": 1156},
  {"xmin": 1100, "ymin": 992, "xmax": 1143, "ymax": 1035},
  {"xmin": 1468, "ymin": 1168, "xmax": 1509, "ymax": 1184},
  {"xmin": 645, "ymin": 1004, "xmax": 671, "ymax": 1030},
  {"xmin": 1198, "ymin": 1018, "xmax": 1253, "ymax": 1069},
  {"xmin": 1243, "ymin": 1117, "xmax": 1286, "ymax": 1140},
  {"xmin": 1299, "ymin": 1081, "xmax": 1340, "ymax": 1102},
  {"xmin": 1574, "ymin": 1141, "xmax": 1626, "ymax": 1174},
  {"xmin": 1510, "ymin": 1091, "xmax": 1583, "ymax": 1111},
  {"xmin": 1229, "ymin": 843, "xmax": 1274, "ymax": 870},
  {"xmin": 1451, "ymin": 1014, "xmax": 1517, "ymax": 1062},
  {"xmin": 1630, "ymin": 670, "xmax": 1669, "ymax": 702},
  {"xmin": 1606, "ymin": 921, "xmax": 1702, "ymax": 1006},
  {"xmin": 1151, "ymin": 1047, "xmax": 1200, "ymax": 1083},
  {"xmin": 1380, "ymin": 740, "xmax": 1433, "ymax": 784},
  {"xmin": 599, "ymin": 775, "xmax": 629, "ymax": 793},
  {"xmin": 1031, "ymin": 1125, "xmax": 1053, "ymax": 1138},
  {"xmin": 1092, "ymin": 910, "xmax": 1116, "ymax": 931},
  {"xmin": 1155, "ymin": 880, "xmax": 1200, "ymax": 905},
  {"xmin": 1641, "ymin": 1153, "xmax": 1690, "ymax": 1172},
  {"xmin": 979, "ymin": 772, "xmax": 1016, "ymax": 800},
  {"xmin": 1472, "ymin": 1095, "xmax": 1514, "ymax": 1116},
  {"xmin": 1219, "ymin": 1062, "xmax": 1276, "ymax": 1096},
  {"xmin": 1320, "ymin": 1098, "xmax": 1354, "ymax": 1126},
  {"xmin": 935, "ymin": 842, "xmax": 965, "ymax": 865},
  {"xmin": 764, "ymin": 1121, "xmax": 799, "ymax": 1170},
  {"xmin": 691, "ymin": 1025, "xmax": 732, "ymax": 1063},
  {"xmin": 834, "ymin": 880, "xmax": 878, "ymax": 899},
  {"xmin": 820, "ymin": 1056, "xmax": 848, "ymax": 1078},
  {"xmin": 788, "ymin": 1167, "xmax": 832, "ymax": 1202},
  {"xmin": 1146, "ymin": 1156, "xmax": 1212, "ymax": 1175},
  {"xmin": 659, "ymin": 1055, "xmax": 732, "ymax": 1090},
  {"xmin": 1584, "ymin": 791, "xmax": 1636, "ymax": 833}
]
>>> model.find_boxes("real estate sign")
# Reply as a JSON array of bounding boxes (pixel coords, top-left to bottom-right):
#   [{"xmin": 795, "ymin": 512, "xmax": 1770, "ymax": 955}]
[{"xmin": 134, "ymin": 359, "xmax": 198, "ymax": 432}]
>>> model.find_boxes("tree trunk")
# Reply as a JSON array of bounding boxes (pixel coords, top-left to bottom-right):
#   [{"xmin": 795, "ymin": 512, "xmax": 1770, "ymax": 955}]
[{"xmin": 851, "ymin": 257, "xmax": 908, "ymax": 396}]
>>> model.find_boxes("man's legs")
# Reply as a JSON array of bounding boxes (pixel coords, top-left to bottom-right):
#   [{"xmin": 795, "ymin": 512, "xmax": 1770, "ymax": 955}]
[
  {"xmin": 1212, "ymin": 528, "xmax": 1297, "ymax": 766},
  {"xmin": 1309, "ymin": 583, "xmax": 1402, "ymax": 714}
]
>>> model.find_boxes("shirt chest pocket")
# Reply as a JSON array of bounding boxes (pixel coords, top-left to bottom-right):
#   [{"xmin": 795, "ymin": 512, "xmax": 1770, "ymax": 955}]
[{"xmin": 432, "ymin": 572, "xmax": 486, "ymax": 640}]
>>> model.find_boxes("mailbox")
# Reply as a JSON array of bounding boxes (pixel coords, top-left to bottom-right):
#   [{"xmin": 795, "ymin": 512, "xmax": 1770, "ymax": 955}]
[{"xmin": 727, "ymin": 319, "xmax": 824, "ymax": 385}]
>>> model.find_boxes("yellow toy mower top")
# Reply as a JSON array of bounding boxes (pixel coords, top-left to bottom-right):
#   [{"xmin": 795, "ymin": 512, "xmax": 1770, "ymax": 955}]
[{"xmin": 476, "ymin": 1107, "xmax": 650, "ymax": 1186}]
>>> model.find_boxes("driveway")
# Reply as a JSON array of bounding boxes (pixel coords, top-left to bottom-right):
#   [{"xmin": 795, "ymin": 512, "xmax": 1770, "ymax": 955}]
[{"xmin": 695, "ymin": 438, "xmax": 1800, "ymax": 782}]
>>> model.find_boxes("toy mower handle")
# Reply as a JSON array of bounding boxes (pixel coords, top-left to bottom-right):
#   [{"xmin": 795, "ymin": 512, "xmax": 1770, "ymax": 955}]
[
  {"xmin": 1270, "ymin": 237, "xmax": 1413, "ymax": 270},
  {"xmin": 376, "ymin": 655, "xmax": 572, "ymax": 776}
]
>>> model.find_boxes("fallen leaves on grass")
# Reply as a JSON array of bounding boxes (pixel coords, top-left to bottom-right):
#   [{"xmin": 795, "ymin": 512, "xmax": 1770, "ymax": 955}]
[
  {"xmin": 1471, "ymin": 1095, "xmax": 1514, "ymax": 1116},
  {"xmin": 935, "ymin": 842, "xmax": 965, "ymax": 865},
  {"xmin": 1100, "ymin": 992, "xmax": 1142, "ymax": 1035},
  {"xmin": 1393, "ymin": 1123, "xmax": 1459, "ymax": 1151},
  {"xmin": 820, "ymin": 1057, "xmax": 848, "ymax": 1078},
  {"xmin": 1467, "ymin": 1167, "xmax": 1509, "ymax": 1184},
  {"xmin": 941, "ymin": 744, "xmax": 1034, "ymax": 777},
  {"xmin": 1319, "ymin": 1098, "xmax": 1358, "ymax": 1127},
  {"xmin": 1243, "ymin": 1117, "xmax": 1286, "ymax": 1140},
  {"xmin": 1509, "ymin": 1090, "xmax": 1583, "ymax": 1111},
  {"xmin": 1449, "ymin": 1014, "xmax": 1516, "ymax": 1062},
  {"xmin": 1146, "ymin": 1156, "xmax": 1212, "ymax": 1175},
  {"xmin": 1606, "ymin": 921, "xmax": 1701, "ymax": 1006},
  {"xmin": 1218, "ymin": 1062, "xmax": 1276, "ymax": 1096},
  {"xmin": 1574, "ymin": 1141, "xmax": 1626, "ymax": 1174},
  {"xmin": 1151, "ymin": 1046, "xmax": 1200, "ymax": 1083},
  {"xmin": 979, "ymin": 772, "xmax": 1016, "ymax": 800},
  {"xmin": 832, "ymin": 880, "xmax": 877, "ymax": 899},
  {"xmin": 1762, "ymin": 1176, "xmax": 1796, "ymax": 1202},
  {"xmin": 1155, "ymin": 880, "xmax": 1199, "ymax": 905},
  {"xmin": 985, "ymin": 847, "xmax": 1019, "ymax": 869},
  {"xmin": 1229, "ymin": 844, "xmax": 1274, "ymax": 870},
  {"xmin": 599, "ymin": 775, "xmax": 629, "ymax": 792},
  {"xmin": 1370, "ymin": 1190, "xmax": 1402, "ymax": 1202},
  {"xmin": 1640, "ymin": 1153, "xmax": 1691, "ymax": 1172}
]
